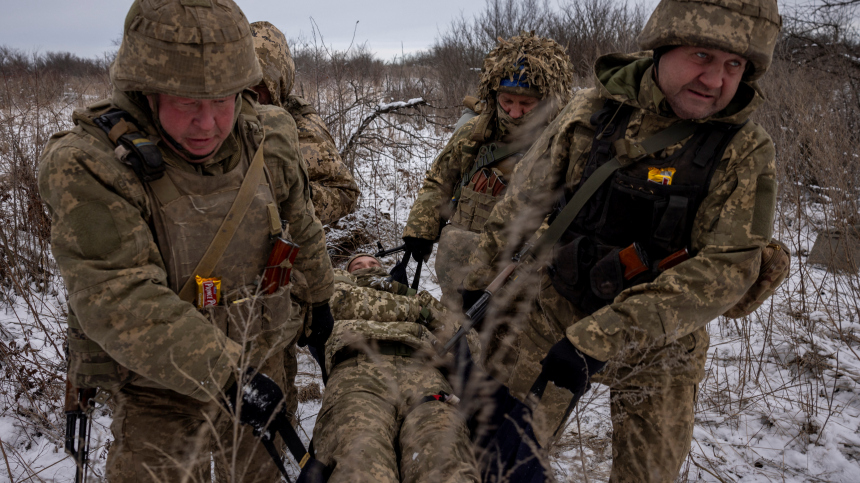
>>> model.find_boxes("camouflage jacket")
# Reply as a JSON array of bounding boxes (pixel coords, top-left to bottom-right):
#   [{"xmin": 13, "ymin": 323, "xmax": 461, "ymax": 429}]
[
  {"xmin": 403, "ymin": 117, "xmax": 489, "ymax": 240},
  {"xmin": 285, "ymin": 96, "xmax": 359, "ymax": 225},
  {"xmin": 404, "ymin": 98, "xmax": 561, "ymax": 240},
  {"xmin": 39, "ymin": 89, "xmax": 334, "ymax": 400},
  {"xmin": 465, "ymin": 53, "xmax": 777, "ymax": 384},
  {"xmin": 324, "ymin": 268, "xmax": 479, "ymax": 370}
]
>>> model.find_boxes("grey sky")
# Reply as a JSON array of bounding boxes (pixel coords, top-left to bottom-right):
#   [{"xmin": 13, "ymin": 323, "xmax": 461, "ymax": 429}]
[{"xmin": 0, "ymin": 0, "xmax": 488, "ymax": 61}]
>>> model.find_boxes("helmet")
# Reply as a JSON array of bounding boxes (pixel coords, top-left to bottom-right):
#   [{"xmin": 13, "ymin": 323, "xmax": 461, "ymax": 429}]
[
  {"xmin": 638, "ymin": 0, "xmax": 782, "ymax": 81},
  {"xmin": 250, "ymin": 21, "xmax": 295, "ymax": 108},
  {"xmin": 111, "ymin": 0, "xmax": 262, "ymax": 98},
  {"xmin": 478, "ymin": 32, "xmax": 573, "ymax": 104}
]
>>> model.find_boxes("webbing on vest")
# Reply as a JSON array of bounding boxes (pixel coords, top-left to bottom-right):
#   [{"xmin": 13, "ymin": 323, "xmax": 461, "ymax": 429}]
[
  {"xmin": 518, "ymin": 120, "xmax": 699, "ymax": 262},
  {"xmin": 452, "ymin": 142, "xmax": 523, "ymax": 203},
  {"xmin": 176, "ymin": 134, "xmax": 268, "ymax": 303}
]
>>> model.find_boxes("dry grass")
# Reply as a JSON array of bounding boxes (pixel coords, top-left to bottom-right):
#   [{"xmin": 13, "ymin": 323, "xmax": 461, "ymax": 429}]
[{"xmin": 2, "ymin": 1, "xmax": 860, "ymax": 481}]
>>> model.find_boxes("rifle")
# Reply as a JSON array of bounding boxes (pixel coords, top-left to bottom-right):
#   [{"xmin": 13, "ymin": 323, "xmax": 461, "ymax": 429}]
[
  {"xmin": 258, "ymin": 413, "xmax": 331, "ymax": 483},
  {"xmin": 438, "ymin": 247, "xmax": 524, "ymax": 356},
  {"xmin": 383, "ymin": 245, "xmax": 424, "ymax": 290},
  {"xmin": 64, "ymin": 381, "xmax": 96, "ymax": 483},
  {"xmin": 373, "ymin": 241, "xmax": 406, "ymax": 258}
]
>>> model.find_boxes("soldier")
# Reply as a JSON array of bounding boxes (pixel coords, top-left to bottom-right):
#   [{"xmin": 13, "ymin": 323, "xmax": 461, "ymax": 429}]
[
  {"xmin": 402, "ymin": 32, "xmax": 574, "ymax": 309},
  {"xmin": 313, "ymin": 253, "xmax": 480, "ymax": 483},
  {"xmin": 38, "ymin": 1, "xmax": 334, "ymax": 481},
  {"xmin": 461, "ymin": 0, "xmax": 782, "ymax": 481},
  {"xmin": 249, "ymin": 21, "xmax": 360, "ymax": 225},
  {"xmin": 249, "ymin": 20, "xmax": 360, "ymax": 428}
]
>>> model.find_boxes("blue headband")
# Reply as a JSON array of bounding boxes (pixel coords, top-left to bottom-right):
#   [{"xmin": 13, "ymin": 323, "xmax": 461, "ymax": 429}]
[{"xmin": 499, "ymin": 59, "xmax": 530, "ymax": 88}]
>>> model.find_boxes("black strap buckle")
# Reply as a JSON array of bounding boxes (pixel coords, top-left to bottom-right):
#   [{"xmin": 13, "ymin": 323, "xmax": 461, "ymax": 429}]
[{"xmin": 94, "ymin": 110, "xmax": 165, "ymax": 182}]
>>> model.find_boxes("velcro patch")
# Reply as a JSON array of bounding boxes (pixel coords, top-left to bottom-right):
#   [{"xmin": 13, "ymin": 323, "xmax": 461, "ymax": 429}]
[
  {"xmin": 752, "ymin": 176, "xmax": 777, "ymax": 239},
  {"xmin": 68, "ymin": 202, "xmax": 122, "ymax": 260}
]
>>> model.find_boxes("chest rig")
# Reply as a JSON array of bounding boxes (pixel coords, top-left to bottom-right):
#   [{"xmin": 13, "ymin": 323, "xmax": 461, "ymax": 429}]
[
  {"xmin": 549, "ymin": 101, "xmax": 743, "ymax": 313},
  {"xmin": 449, "ymin": 141, "xmax": 524, "ymax": 233}
]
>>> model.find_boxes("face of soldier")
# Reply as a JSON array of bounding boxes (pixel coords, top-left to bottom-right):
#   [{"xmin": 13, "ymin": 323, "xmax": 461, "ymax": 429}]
[
  {"xmin": 497, "ymin": 92, "xmax": 540, "ymax": 119},
  {"xmin": 655, "ymin": 46, "xmax": 747, "ymax": 120},
  {"xmin": 155, "ymin": 93, "xmax": 237, "ymax": 161},
  {"xmin": 348, "ymin": 256, "xmax": 381, "ymax": 273},
  {"xmin": 251, "ymin": 84, "xmax": 273, "ymax": 105}
]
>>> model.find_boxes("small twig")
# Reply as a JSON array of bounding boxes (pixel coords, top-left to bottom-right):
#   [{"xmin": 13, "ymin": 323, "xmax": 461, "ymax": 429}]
[
  {"xmin": 0, "ymin": 434, "xmax": 15, "ymax": 483},
  {"xmin": 339, "ymin": 98, "xmax": 428, "ymax": 160},
  {"xmin": 689, "ymin": 456, "xmax": 735, "ymax": 483}
]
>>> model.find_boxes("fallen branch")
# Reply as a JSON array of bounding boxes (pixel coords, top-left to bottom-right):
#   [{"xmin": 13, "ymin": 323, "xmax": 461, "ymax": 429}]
[{"xmin": 339, "ymin": 97, "xmax": 427, "ymax": 160}]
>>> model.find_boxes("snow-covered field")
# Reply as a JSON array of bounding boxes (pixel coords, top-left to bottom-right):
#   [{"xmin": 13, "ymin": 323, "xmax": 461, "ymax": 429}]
[{"xmin": 2, "ymin": 88, "xmax": 860, "ymax": 482}]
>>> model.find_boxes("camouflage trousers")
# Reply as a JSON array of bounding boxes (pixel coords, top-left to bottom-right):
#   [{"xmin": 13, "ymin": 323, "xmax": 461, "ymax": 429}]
[
  {"xmin": 283, "ymin": 299, "xmax": 309, "ymax": 426},
  {"xmin": 105, "ymin": 352, "xmax": 287, "ymax": 483},
  {"xmin": 486, "ymin": 307, "xmax": 697, "ymax": 483},
  {"xmin": 314, "ymin": 352, "xmax": 480, "ymax": 483}
]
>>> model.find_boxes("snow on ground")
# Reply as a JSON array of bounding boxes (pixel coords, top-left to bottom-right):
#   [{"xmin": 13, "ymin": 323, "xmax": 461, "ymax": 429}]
[{"xmin": 3, "ymin": 91, "xmax": 860, "ymax": 483}]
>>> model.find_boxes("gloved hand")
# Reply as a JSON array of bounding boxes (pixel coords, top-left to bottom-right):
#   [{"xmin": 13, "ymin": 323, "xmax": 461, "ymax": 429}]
[
  {"xmin": 297, "ymin": 458, "xmax": 333, "ymax": 483},
  {"xmin": 299, "ymin": 303, "xmax": 335, "ymax": 383},
  {"xmin": 298, "ymin": 303, "xmax": 334, "ymax": 348},
  {"xmin": 403, "ymin": 236, "xmax": 434, "ymax": 262},
  {"xmin": 540, "ymin": 338, "xmax": 606, "ymax": 395},
  {"xmin": 222, "ymin": 369, "xmax": 287, "ymax": 436}
]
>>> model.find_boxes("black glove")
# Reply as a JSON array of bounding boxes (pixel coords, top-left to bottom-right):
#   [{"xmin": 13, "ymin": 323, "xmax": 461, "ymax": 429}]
[
  {"xmin": 299, "ymin": 303, "xmax": 335, "ymax": 383},
  {"xmin": 540, "ymin": 338, "xmax": 606, "ymax": 395},
  {"xmin": 297, "ymin": 458, "xmax": 334, "ymax": 483},
  {"xmin": 298, "ymin": 303, "xmax": 334, "ymax": 348},
  {"xmin": 222, "ymin": 369, "xmax": 287, "ymax": 436},
  {"xmin": 403, "ymin": 236, "xmax": 434, "ymax": 262}
]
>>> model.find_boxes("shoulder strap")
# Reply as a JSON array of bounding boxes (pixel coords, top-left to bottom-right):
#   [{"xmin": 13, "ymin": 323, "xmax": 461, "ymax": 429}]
[
  {"xmin": 519, "ymin": 120, "xmax": 699, "ymax": 262},
  {"xmin": 92, "ymin": 110, "xmax": 166, "ymax": 182},
  {"xmin": 176, "ymin": 134, "xmax": 268, "ymax": 303}
]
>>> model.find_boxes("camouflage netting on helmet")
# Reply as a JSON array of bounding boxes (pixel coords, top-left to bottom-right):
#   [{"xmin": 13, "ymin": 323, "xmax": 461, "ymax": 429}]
[
  {"xmin": 250, "ymin": 21, "xmax": 295, "ymax": 108},
  {"xmin": 111, "ymin": 0, "xmax": 262, "ymax": 98},
  {"xmin": 477, "ymin": 32, "xmax": 574, "ymax": 104},
  {"xmin": 638, "ymin": 0, "xmax": 781, "ymax": 81}
]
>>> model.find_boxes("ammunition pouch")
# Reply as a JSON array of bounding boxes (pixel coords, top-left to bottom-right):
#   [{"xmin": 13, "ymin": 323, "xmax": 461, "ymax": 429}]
[
  {"xmin": 549, "ymin": 237, "xmax": 652, "ymax": 313},
  {"xmin": 450, "ymin": 168, "xmax": 506, "ymax": 233}
]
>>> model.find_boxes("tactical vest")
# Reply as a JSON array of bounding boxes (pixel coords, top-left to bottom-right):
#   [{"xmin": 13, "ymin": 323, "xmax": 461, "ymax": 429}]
[
  {"xmin": 67, "ymin": 94, "xmax": 293, "ymax": 391},
  {"xmin": 449, "ymin": 142, "xmax": 524, "ymax": 233},
  {"xmin": 436, "ymin": 140, "xmax": 524, "ymax": 299},
  {"xmin": 549, "ymin": 101, "xmax": 743, "ymax": 314}
]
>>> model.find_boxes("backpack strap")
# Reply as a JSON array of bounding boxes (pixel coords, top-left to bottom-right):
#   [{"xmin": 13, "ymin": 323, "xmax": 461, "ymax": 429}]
[
  {"xmin": 93, "ymin": 110, "xmax": 166, "ymax": 182},
  {"xmin": 82, "ymin": 109, "xmax": 181, "ymax": 204}
]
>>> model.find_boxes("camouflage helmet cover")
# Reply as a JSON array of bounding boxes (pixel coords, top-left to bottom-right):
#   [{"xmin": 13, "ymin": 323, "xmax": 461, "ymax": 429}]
[
  {"xmin": 478, "ymin": 32, "xmax": 574, "ymax": 104},
  {"xmin": 111, "ymin": 0, "xmax": 263, "ymax": 98},
  {"xmin": 250, "ymin": 21, "xmax": 295, "ymax": 108},
  {"xmin": 638, "ymin": 0, "xmax": 782, "ymax": 81}
]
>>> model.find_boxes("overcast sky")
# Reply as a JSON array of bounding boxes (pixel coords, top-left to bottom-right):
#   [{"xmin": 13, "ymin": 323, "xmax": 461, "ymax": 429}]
[{"xmin": 0, "ymin": 0, "xmax": 489, "ymax": 61}]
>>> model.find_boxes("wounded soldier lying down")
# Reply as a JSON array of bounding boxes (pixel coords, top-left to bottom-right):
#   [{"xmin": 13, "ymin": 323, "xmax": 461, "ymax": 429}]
[{"xmin": 312, "ymin": 253, "xmax": 480, "ymax": 483}]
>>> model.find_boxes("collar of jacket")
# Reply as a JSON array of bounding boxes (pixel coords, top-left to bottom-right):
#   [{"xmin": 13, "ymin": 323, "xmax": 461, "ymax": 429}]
[
  {"xmin": 592, "ymin": 51, "xmax": 766, "ymax": 125},
  {"xmin": 109, "ymin": 89, "xmax": 246, "ymax": 174}
]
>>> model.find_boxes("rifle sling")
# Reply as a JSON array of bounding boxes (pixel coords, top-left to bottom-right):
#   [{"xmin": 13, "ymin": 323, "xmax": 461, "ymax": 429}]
[
  {"xmin": 176, "ymin": 135, "xmax": 268, "ymax": 303},
  {"xmin": 522, "ymin": 120, "xmax": 698, "ymax": 261}
]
